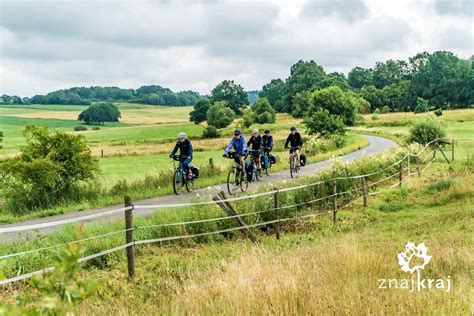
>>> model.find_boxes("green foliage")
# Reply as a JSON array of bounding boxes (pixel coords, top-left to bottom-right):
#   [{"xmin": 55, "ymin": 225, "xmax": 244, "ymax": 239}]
[
  {"xmin": 407, "ymin": 118, "xmax": 446, "ymax": 145},
  {"xmin": 78, "ymin": 103, "xmax": 121, "ymax": 125},
  {"xmin": 304, "ymin": 109, "xmax": 345, "ymax": 136},
  {"xmin": 309, "ymin": 86, "xmax": 357, "ymax": 126},
  {"xmin": 291, "ymin": 91, "xmax": 311, "ymax": 118},
  {"xmin": 92, "ymin": 126, "xmax": 101, "ymax": 130},
  {"xmin": 0, "ymin": 243, "xmax": 97, "ymax": 315},
  {"xmin": 426, "ymin": 179, "xmax": 454, "ymax": 193},
  {"xmin": 74, "ymin": 125, "xmax": 88, "ymax": 131},
  {"xmin": 414, "ymin": 97, "xmax": 429, "ymax": 113},
  {"xmin": 434, "ymin": 108, "xmax": 443, "ymax": 116},
  {"xmin": 259, "ymin": 79, "xmax": 286, "ymax": 111},
  {"xmin": 210, "ymin": 80, "xmax": 249, "ymax": 114},
  {"xmin": 240, "ymin": 107, "xmax": 254, "ymax": 128},
  {"xmin": 0, "ymin": 125, "xmax": 99, "ymax": 214},
  {"xmin": 189, "ymin": 99, "xmax": 211, "ymax": 124},
  {"xmin": 348, "ymin": 67, "xmax": 374, "ymax": 89},
  {"xmin": 252, "ymin": 98, "xmax": 276, "ymax": 124},
  {"xmin": 202, "ymin": 126, "xmax": 221, "ymax": 138},
  {"xmin": 206, "ymin": 101, "xmax": 235, "ymax": 128}
]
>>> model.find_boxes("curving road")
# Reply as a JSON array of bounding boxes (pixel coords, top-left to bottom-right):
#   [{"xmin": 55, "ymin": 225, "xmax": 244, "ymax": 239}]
[{"xmin": 0, "ymin": 134, "xmax": 396, "ymax": 243}]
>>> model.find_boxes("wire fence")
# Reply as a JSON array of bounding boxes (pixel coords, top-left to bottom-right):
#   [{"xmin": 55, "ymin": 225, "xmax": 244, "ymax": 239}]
[{"xmin": 0, "ymin": 137, "xmax": 471, "ymax": 286}]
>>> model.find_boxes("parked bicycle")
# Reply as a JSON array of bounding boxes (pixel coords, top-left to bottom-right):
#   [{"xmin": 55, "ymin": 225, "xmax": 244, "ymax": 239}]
[
  {"xmin": 224, "ymin": 151, "xmax": 249, "ymax": 195},
  {"xmin": 248, "ymin": 150, "xmax": 261, "ymax": 181},
  {"xmin": 170, "ymin": 154, "xmax": 196, "ymax": 195},
  {"xmin": 289, "ymin": 146, "xmax": 301, "ymax": 178}
]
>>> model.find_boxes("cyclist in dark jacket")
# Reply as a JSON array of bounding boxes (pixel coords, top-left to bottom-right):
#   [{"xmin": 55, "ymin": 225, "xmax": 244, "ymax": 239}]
[
  {"xmin": 284, "ymin": 126, "xmax": 303, "ymax": 167},
  {"xmin": 170, "ymin": 132, "xmax": 193, "ymax": 175},
  {"xmin": 262, "ymin": 129, "xmax": 273, "ymax": 168},
  {"xmin": 247, "ymin": 129, "xmax": 263, "ymax": 170}
]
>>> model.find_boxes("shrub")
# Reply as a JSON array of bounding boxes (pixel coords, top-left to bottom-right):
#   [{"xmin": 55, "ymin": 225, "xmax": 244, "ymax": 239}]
[
  {"xmin": 241, "ymin": 107, "xmax": 254, "ymax": 128},
  {"xmin": 309, "ymin": 86, "xmax": 357, "ymax": 126},
  {"xmin": 407, "ymin": 118, "xmax": 446, "ymax": 145},
  {"xmin": 202, "ymin": 126, "xmax": 220, "ymax": 138},
  {"xmin": 378, "ymin": 106, "xmax": 391, "ymax": 114},
  {"xmin": 74, "ymin": 125, "xmax": 88, "ymax": 131},
  {"xmin": 78, "ymin": 102, "xmax": 121, "ymax": 125},
  {"xmin": 434, "ymin": 108, "xmax": 443, "ymax": 116},
  {"xmin": 190, "ymin": 99, "xmax": 211, "ymax": 124},
  {"xmin": 252, "ymin": 97, "xmax": 276, "ymax": 124},
  {"xmin": 414, "ymin": 97, "xmax": 429, "ymax": 113},
  {"xmin": 92, "ymin": 126, "xmax": 100, "ymax": 130},
  {"xmin": 206, "ymin": 101, "xmax": 235, "ymax": 128},
  {"xmin": 304, "ymin": 109, "xmax": 345, "ymax": 136}
]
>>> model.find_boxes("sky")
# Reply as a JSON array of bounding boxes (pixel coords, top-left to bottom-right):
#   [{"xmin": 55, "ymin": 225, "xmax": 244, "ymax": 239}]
[{"xmin": 0, "ymin": 0, "xmax": 472, "ymax": 97}]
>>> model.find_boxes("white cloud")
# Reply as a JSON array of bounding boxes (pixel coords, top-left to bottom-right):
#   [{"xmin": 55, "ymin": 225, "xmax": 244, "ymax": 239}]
[{"xmin": 0, "ymin": 0, "xmax": 472, "ymax": 96}]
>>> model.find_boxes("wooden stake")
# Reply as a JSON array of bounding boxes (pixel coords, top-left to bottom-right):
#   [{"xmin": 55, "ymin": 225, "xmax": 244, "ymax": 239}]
[
  {"xmin": 333, "ymin": 179, "xmax": 337, "ymax": 224},
  {"xmin": 361, "ymin": 176, "xmax": 367, "ymax": 207},
  {"xmin": 274, "ymin": 190, "xmax": 281, "ymax": 240},
  {"xmin": 124, "ymin": 196, "xmax": 135, "ymax": 279}
]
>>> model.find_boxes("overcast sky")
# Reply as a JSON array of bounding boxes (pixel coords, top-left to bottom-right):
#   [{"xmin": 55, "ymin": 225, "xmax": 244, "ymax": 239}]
[{"xmin": 0, "ymin": 0, "xmax": 472, "ymax": 97}]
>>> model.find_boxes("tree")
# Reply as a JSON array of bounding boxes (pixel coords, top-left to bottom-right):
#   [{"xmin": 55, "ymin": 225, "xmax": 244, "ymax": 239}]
[
  {"xmin": 348, "ymin": 67, "xmax": 374, "ymax": 89},
  {"xmin": 260, "ymin": 79, "xmax": 286, "ymax": 111},
  {"xmin": 206, "ymin": 101, "xmax": 235, "ymax": 128},
  {"xmin": 414, "ymin": 97, "xmax": 429, "ymax": 113},
  {"xmin": 210, "ymin": 80, "xmax": 249, "ymax": 114},
  {"xmin": 304, "ymin": 109, "xmax": 345, "ymax": 136},
  {"xmin": 380, "ymin": 80, "xmax": 411, "ymax": 112},
  {"xmin": 189, "ymin": 99, "xmax": 211, "ymax": 124},
  {"xmin": 291, "ymin": 91, "xmax": 312, "ymax": 118},
  {"xmin": 241, "ymin": 107, "xmax": 254, "ymax": 128},
  {"xmin": 316, "ymin": 72, "xmax": 350, "ymax": 91},
  {"xmin": 78, "ymin": 103, "xmax": 121, "ymax": 125},
  {"xmin": 359, "ymin": 85, "xmax": 385, "ymax": 111},
  {"xmin": 252, "ymin": 97, "xmax": 276, "ymax": 124},
  {"xmin": 310, "ymin": 86, "xmax": 357, "ymax": 126},
  {"xmin": 373, "ymin": 59, "xmax": 410, "ymax": 88}
]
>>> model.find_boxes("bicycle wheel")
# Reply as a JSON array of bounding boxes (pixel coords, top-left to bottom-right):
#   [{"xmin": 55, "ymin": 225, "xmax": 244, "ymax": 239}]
[
  {"xmin": 172, "ymin": 169, "xmax": 184, "ymax": 195},
  {"xmin": 240, "ymin": 169, "xmax": 249, "ymax": 192},
  {"xmin": 254, "ymin": 163, "xmax": 260, "ymax": 181},
  {"xmin": 227, "ymin": 168, "xmax": 240, "ymax": 195},
  {"xmin": 290, "ymin": 157, "xmax": 295, "ymax": 178},
  {"xmin": 185, "ymin": 176, "xmax": 194, "ymax": 192}
]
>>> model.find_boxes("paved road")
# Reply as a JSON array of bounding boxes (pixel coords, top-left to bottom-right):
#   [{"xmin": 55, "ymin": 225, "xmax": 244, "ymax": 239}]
[{"xmin": 0, "ymin": 134, "xmax": 396, "ymax": 243}]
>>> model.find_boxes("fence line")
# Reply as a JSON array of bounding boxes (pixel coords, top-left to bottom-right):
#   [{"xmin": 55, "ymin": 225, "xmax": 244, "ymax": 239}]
[{"xmin": 0, "ymin": 137, "xmax": 471, "ymax": 286}]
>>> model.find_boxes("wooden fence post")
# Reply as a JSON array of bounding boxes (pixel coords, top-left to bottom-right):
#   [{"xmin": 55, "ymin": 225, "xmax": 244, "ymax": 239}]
[
  {"xmin": 274, "ymin": 190, "xmax": 281, "ymax": 240},
  {"xmin": 333, "ymin": 179, "xmax": 337, "ymax": 224},
  {"xmin": 361, "ymin": 176, "xmax": 367, "ymax": 207},
  {"xmin": 124, "ymin": 196, "xmax": 135, "ymax": 279},
  {"xmin": 101, "ymin": 149, "xmax": 104, "ymax": 158},
  {"xmin": 407, "ymin": 154, "xmax": 411, "ymax": 180},
  {"xmin": 209, "ymin": 158, "xmax": 214, "ymax": 169},
  {"xmin": 451, "ymin": 139, "xmax": 455, "ymax": 162},
  {"xmin": 398, "ymin": 160, "xmax": 403, "ymax": 188}
]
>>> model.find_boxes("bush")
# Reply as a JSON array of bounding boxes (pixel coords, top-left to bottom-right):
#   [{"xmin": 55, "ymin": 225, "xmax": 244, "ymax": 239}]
[
  {"xmin": 414, "ymin": 97, "xmax": 429, "ymax": 113},
  {"xmin": 241, "ymin": 107, "xmax": 254, "ymax": 128},
  {"xmin": 206, "ymin": 101, "xmax": 235, "ymax": 128},
  {"xmin": 407, "ymin": 118, "xmax": 446, "ymax": 145},
  {"xmin": 74, "ymin": 125, "xmax": 88, "ymax": 131},
  {"xmin": 202, "ymin": 126, "xmax": 220, "ymax": 138},
  {"xmin": 78, "ymin": 103, "xmax": 121, "ymax": 125},
  {"xmin": 434, "ymin": 108, "xmax": 443, "ymax": 116},
  {"xmin": 189, "ymin": 99, "xmax": 211, "ymax": 124},
  {"xmin": 304, "ymin": 109, "xmax": 345, "ymax": 136},
  {"xmin": 252, "ymin": 97, "xmax": 276, "ymax": 124},
  {"xmin": 309, "ymin": 86, "xmax": 357, "ymax": 126}
]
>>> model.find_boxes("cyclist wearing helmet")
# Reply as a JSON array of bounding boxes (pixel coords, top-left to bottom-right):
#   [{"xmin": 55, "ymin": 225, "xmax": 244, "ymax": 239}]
[
  {"xmin": 170, "ymin": 132, "xmax": 193, "ymax": 176},
  {"xmin": 247, "ymin": 129, "xmax": 263, "ymax": 170},
  {"xmin": 262, "ymin": 129, "xmax": 273, "ymax": 168},
  {"xmin": 284, "ymin": 126, "xmax": 303, "ymax": 167},
  {"xmin": 223, "ymin": 129, "xmax": 248, "ymax": 173}
]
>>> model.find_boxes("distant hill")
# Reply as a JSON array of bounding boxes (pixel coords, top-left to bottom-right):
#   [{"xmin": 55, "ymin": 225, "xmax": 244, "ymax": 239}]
[{"xmin": 1, "ymin": 85, "xmax": 203, "ymax": 106}]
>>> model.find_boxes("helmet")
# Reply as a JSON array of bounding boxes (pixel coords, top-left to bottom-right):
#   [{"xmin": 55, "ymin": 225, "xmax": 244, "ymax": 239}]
[
  {"xmin": 252, "ymin": 129, "xmax": 259, "ymax": 134},
  {"xmin": 234, "ymin": 129, "xmax": 241, "ymax": 135},
  {"xmin": 178, "ymin": 132, "xmax": 187, "ymax": 139},
  {"xmin": 290, "ymin": 126, "xmax": 297, "ymax": 132},
  {"xmin": 264, "ymin": 129, "xmax": 270, "ymax": 134}
]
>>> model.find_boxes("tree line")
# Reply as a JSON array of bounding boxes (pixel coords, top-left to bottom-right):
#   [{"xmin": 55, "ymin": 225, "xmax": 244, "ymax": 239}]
[{"xmin": 0, "ymin": 85, "xmax": 203, "ymax": 106}]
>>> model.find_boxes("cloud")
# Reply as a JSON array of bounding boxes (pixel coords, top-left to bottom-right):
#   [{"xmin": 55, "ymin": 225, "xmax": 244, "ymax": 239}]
[
  {"xmin": 300, "ymin": 0, "xmax": 369, "ymax": 23},
  {"xmin": 433, "ymin": 0, "xmax": 473, "ymax": 16},
  {"xmin": 0, "ymin": 0, "xmax": 472, "ymax": 96}
]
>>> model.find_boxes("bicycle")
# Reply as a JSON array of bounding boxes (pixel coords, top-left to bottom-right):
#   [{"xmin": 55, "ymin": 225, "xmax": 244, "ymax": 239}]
[
  {"xmin": 224, "ymin": 152, "xmax": 249, "ymax": 195},
  {"xmin": 170, "ymin": 154, "xmax": 194, "ymax": 195},
  {"xmin": 288, "ymin": 146, "xmax": 301, "ymax": 178},
  {"xmin": 248, "ymin": 150, "xmax": 261, "ymax": 181},
  {"xmin": 260, "ymin": 147, "xmax": 272, "ymax": 176}
]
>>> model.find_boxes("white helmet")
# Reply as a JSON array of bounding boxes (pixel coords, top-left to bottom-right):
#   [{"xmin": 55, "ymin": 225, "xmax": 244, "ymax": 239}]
[{"xmin": 178, "ymin": 132, "xmax": 187, "ymax": 139}]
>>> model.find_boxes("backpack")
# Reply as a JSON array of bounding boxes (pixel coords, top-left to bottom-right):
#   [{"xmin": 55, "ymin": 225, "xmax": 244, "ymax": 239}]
[
  {"xmin": 270, "ymin": 154, "xmax": 276, "ymax": 164},
  {"xmin": 191, "ymin": 166, "xmax": 200, "ymax": 179}
]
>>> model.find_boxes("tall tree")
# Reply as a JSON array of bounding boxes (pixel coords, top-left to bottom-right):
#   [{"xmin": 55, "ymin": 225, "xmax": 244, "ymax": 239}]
[
  {"xmin": 210, "ymin": 80, "xmax": 249, "ymax": 114},
  {"xmin": 206, "ymin": 101, "xmax": 235, "ymax": 128},
  {"xmin": 189, "ymin": 99, "xmax": 211, "ymax": 124},
  {"xmin": 259, "ymin": 78, "xmax": 286, "ymax": 111},
  {"xmin": 348, "ymin": 67, "xmax": 374, "ymax": 89}
]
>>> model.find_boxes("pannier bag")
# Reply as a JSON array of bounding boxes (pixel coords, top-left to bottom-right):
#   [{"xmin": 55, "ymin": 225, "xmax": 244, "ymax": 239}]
[
  {"xmin": 300, "ymin": 154, "xmax": 307, "ymax": 166},
  {"xmin": 270, "ymin": 154, "xmax": 276, "ymax": 164},
  {"xmin": 191, "ymin": 166, "xmax": 200, "ymax": 179}
]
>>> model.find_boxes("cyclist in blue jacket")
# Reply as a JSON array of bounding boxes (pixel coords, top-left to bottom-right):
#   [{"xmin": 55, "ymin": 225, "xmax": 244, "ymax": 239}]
[
  {"xmin": 223, "ymin": 129, "xmax": 248, "ymax": 173},
  {"xmin": 170, "ymin": 132, "xmax": 193, "ymax": 177}
]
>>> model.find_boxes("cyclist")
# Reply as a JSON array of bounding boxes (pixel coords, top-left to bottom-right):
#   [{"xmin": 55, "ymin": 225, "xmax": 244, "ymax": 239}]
[
  {"xmin": 262, "ymin": 129, "xmax": 273, "ymax": 168},
  {"xmin": 169, "ymin": 132, "xmax": 193, "ymax": 177},
  {"xmin": 223, "ymin": 129, "xmax": 248, "ymax": 173},
  {"xmin": 247, "ymin": 128, "xmax": 263, "ymax": 170},
  {"xmin": 284, "ymin": 126, "xmax": 303, "ymax": 167}
]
